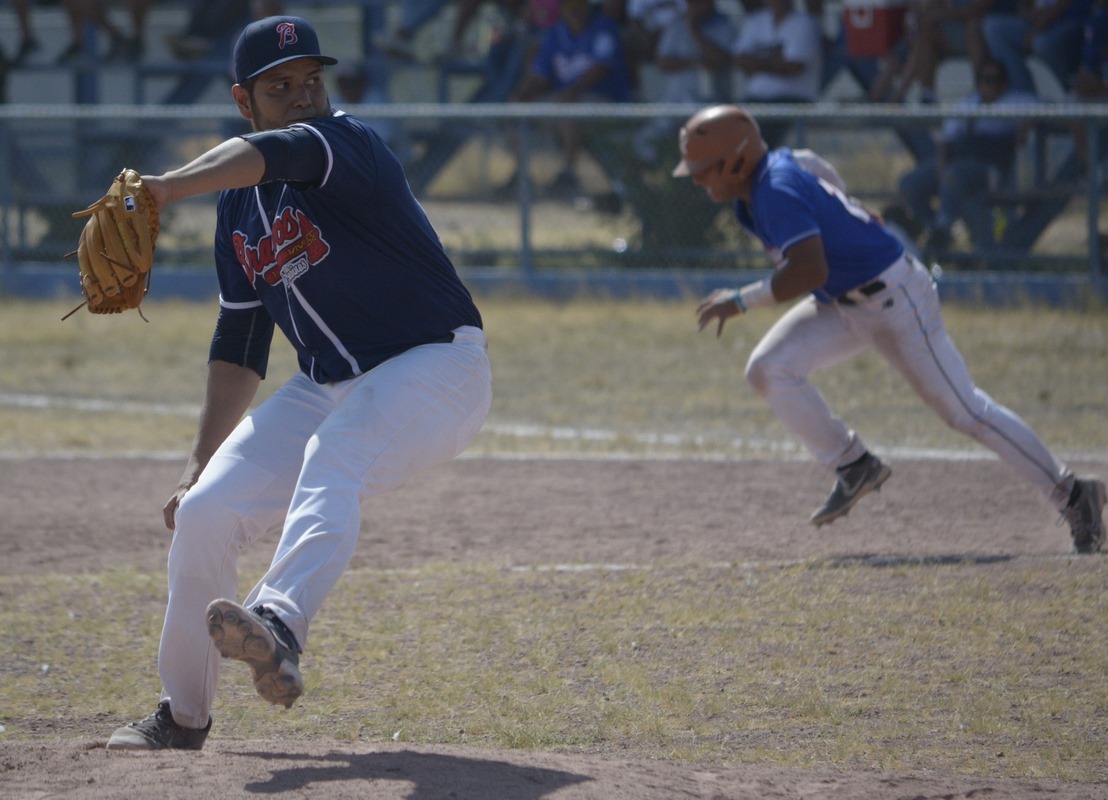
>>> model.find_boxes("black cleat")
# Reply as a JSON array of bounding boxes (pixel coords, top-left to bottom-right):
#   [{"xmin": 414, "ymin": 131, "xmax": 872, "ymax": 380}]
[
  {"xmin": 106, "ymin": 701, "xmax": 210, "ymax": 751},
  {"xmin": 810, "ymin": 453, "xmax": 892, "ymax": 527},
  {"xmin": 1063, "ymin": 478, "xmax": 1106, "ymax": 554}
]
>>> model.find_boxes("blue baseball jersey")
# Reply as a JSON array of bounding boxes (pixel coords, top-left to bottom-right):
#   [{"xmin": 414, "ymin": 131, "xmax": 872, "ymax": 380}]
[
  {"xmin": 735, "ymin": 149, "xmax": 904, "ymax": 303},
  {"xmin": 214, "ymin": 111, "xmax": 481, "ymax": 384}
]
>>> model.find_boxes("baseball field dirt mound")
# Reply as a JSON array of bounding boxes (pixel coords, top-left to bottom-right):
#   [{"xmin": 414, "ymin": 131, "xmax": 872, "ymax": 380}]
[
  {"xmin": 1, "ymin": 739, "xmax": 1098, "ymax": 799},
  {"xmin": 2, "ymin": 456, "xmax": 1106, "ymax": 799}
]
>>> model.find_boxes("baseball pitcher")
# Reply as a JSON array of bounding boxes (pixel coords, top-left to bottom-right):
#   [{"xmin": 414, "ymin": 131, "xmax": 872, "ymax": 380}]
[{"xmin": 96, "ymin": 16, "xmax": 493, "ymax": 750}]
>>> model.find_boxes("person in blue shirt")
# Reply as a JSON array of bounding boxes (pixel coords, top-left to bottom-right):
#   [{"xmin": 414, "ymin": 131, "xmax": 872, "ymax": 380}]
[
  {"xmin": 674, "ymin": 104, "xmax": 1105, "ymax": 551},
  {"xmin": 983, "ymin": 0, "xmax": 1095, "ymax": 95},
  {"xmin": 896, "ymin": 58, "xmax": 1037, "ymax": 255},
  {"xmin": 508, "ymin": 0, "xmax": 632, "ymax": 194},
  {"xmin": 104, "ymin": 15, "xmax": 493, "ymax": 751},
  {"xmin": 1071, "ymin": 0, "xmax": 1108, "ymax": 159}
]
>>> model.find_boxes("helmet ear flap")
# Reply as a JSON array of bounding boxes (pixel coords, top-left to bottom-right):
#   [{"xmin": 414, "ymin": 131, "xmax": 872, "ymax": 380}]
[
  {"xmin": 673, "ymin": 104, "xmax": 767, "ymax": 179},
  {"xmin": 723, "ymin": 135, "xmax": 749, "ymax": 177},
  {"xmin": 728, "ymin": 130, "xmax": 768, "ymax": 182}
]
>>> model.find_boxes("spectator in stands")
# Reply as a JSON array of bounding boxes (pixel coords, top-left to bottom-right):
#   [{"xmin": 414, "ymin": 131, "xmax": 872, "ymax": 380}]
[
  {"xmin": 5, "ymin": 0, "xmax": 39, "ymax": 66},
  {"xmin": 731, "ymin": 0, "xmax": 823, "ymax": 147},
  {"xmin": 499, "ymin": 0, "xmax": 562, "ymax": 59},
  {"xmin": 334, "ymin": 59, "xmax": 407, "ymax": 160},
  {"xmin": 165, "ymin": 0, "xmax": 254, "ymax": 60},
  {"xmin": 1075, "ymin": 0, "xmax": 1108, "ymax": 100},
  {"xmin": 373, "ymin": 0, "xmax": 486, "ymax": 62},
  {"xmin": 982, "ymin": 0, "xmax": 1094, "ymax": 95},
  {"xmin": 526, "ymin": 0, "xmax": 562, "ymax": 29},
  {"xmin": 868, "ymin": 0, "xmax": 1001, "ymax": 103},
  {"xmin": 507, "ymin": 0, "xmax": 631, "ymax": 196},
  {"xmin": 157, "ymin": 0, "xmax": 283, "ymax": 107},
  {"xmin": 894, "ymin": 58, "xmax": 1036, "ymax": 255},
  {"xmin": 1063, "ymin": 0, "xmax": 1108, "ymax": 162},
  {"xmin": 631, "ymin": 0, "xmax": 737, "ymax": 162},
  {"xmin": 57, "ymin": 0, "xmax": 150, "ymax": 63},
  {"xmin": 1068, "ymin": 0, "xmax": 1108, "ymax": 252},
  {"xmin": 603, "ymin": 0, "xmax": 686, "ymax": 97}
]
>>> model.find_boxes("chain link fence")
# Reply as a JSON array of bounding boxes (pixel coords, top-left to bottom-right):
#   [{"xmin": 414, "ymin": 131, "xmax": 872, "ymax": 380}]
[{"xmin": 1, "ymin": 102, "xmax": 1106, "ymax": 280}]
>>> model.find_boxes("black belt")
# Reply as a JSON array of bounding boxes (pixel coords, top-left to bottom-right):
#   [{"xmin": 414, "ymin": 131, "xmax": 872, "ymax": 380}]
[{"xmin": 837, "ymin": 280, "xmax": 886, "ymax": 305}]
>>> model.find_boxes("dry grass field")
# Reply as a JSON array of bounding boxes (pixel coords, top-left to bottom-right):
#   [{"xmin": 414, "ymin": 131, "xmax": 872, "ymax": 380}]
[{"xmin": 1, "ymin": 295, "xmax": 1106, "ymax": 799}]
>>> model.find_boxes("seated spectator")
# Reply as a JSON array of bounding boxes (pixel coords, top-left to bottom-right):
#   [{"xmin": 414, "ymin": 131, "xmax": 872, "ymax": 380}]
[
  {"xmin": 4, "ymin": 0, "xmax": 40, "ymax": 66},
  {"xmin": 869, "ymin": 0, "xmax": 1001, "ymax": 103},
  {"xmin": 731, "ymin": 0, "xmax": 823, "ymax": 147},
  {"xmin": 158, "ymin": 0, "xmax": 283, "ymax": 107},
  {"xmin": 499, "ymin": 0, "xmax": 562, "ymax": 60},
  {"xmin": 165, "ymin": 0, "xmax": 253, "ymax": 60},
  {"xmin": 507, "ymin": 0, "xmax": 631, "ymax": 196},
  {"xmin": 1065, "ymin": 0, "xmax": 1108, "ymax": 158},
  {"xmin": 57, "ymin": 0, "xmax": 150, "ymax": 63},
  {"xmin": 1069, "ymin": 0, "xmax": 1108, "ymax": 250},
  {"xmin": 373, "ymin": 0, "xmax": 486, "ymax": 62},
  {"xmin": 982, "ymin": 0, "xmax": 1095, "ymax": 95},
  {"xmin": 334, "ymin": 60, "xmax": 407, "ymax": 160},
  {"xmin": 631, "ymin": 0, "xmax": 737, "ymax": 162},
  {"xmin": 893, "ymin": 59, "xmax": 1036, "ymax": 254},
  {"xmin": 603, "ymin": 0, "xmax": 686, "ymax": 96}
]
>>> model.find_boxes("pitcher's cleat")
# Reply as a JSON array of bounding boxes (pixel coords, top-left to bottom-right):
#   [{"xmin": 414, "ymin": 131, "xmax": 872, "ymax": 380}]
[
  {"xmin": 106, "ymin": 701, "xmax": 210, "ymax": 751},
  {"xmin": 206, "ymin": 599, "xmax": 303, "ymax": 709},
  {"xmin": 810, "ymin": 453, "xmax": 892, "ymax": 527}
]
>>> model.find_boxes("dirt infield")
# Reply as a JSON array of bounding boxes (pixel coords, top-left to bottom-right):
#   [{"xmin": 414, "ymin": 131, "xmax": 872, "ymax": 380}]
[{"xmin": 3, "ymin": 455, "xmax": 1106, "ymax": 800}]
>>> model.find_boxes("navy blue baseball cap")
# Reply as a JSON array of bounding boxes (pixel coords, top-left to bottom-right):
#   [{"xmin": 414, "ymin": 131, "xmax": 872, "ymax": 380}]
[{"xmin": 233, "ymin": 16, "xmax": 338, "ymax": 84}]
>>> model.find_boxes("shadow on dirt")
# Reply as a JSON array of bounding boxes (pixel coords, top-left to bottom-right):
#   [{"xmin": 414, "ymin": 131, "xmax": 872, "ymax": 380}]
[
  {"xmin": 823, "ymin": 554, "xmax": 1018, "ymax": 568},
  {"xmin": 231, "ymin": 748, "xmax": 592, "ymax": 798}
]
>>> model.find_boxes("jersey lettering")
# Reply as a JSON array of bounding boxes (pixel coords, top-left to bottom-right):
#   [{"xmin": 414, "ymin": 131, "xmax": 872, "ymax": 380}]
[
  {"xmin": 233, "ymin": 206, "xmax": 331, "ymax": 287},
  {"xmin": 817, "ymin": 177, "xmax": 872, "ymax": 225}
]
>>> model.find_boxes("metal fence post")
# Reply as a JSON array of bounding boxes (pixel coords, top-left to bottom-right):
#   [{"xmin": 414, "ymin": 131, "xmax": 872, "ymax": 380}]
[
  {"xmin": 517, "ymin": 117, "xmax": 533, "ymax": 276},
  {"xmin": 0, "ymin": 119, "xmax": 10, "ymax": 269},
  {"xmin": 1087, "ymin": 118, "xmax": 1102, "ymax": 280}
]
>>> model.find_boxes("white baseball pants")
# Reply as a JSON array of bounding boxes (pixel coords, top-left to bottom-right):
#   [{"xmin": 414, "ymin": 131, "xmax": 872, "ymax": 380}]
[
  {"xmin": 158, "ymin": 326, "xmax": 492, "ymax": 729},
  {"xmin": 745, "ymin": 255, "xmax": 1073, "ymax": 508}
]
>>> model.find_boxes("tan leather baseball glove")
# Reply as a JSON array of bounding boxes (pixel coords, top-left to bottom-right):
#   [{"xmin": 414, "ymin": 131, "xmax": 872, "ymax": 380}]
[{"xmin": 64, "ymin": 168, "xmax": 159, "ymax": 319}]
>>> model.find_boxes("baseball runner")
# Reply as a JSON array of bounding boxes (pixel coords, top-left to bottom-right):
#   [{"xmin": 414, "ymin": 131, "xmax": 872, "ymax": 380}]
[
  {"xmin": 102, "ymin": 16, "xmax": 493, "ymax": 750},
  {"xmin": 675, "ymin": 104, "xmax": 1106, "ymax": 552}
]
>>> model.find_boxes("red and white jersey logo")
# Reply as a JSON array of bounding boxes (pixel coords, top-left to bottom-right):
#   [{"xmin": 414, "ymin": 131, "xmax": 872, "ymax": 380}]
[{"xmin": 233, "ymin": 206, "xmax": 331, "ymax": 287}]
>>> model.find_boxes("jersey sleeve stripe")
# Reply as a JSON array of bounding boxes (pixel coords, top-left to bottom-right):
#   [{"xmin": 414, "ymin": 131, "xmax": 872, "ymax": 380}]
[
  {"xmin": 780, "ymin": 228, "xmax": 821, "ymax": 253},
  {"xmin": 294, "ymin": 123, "xmax": 334, "ymax": 187},
  {"xmin": 218, "ymin": 294, "xmax": 264, "ymax": 310}
]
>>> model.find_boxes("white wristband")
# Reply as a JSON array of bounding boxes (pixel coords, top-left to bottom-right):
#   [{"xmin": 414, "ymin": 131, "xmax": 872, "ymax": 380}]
[{"xmin": 738, "ymin": 279, "xmax": 776, "ymax": 310}]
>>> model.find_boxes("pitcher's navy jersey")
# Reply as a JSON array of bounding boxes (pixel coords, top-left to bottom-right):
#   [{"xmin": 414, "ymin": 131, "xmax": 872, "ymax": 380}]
[
  {"xmin": 214, "ymin": 110, "xmax": 481, "ymax": 384},
  {"xmin": 734, "ymin": 149, "xmax": 904, "ymax": 303}
]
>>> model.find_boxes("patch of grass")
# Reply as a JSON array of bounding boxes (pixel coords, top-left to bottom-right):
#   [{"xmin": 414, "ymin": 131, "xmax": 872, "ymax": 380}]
[
  {"xmin": 0, "ymin": 296, "xmax": 1105, "ymax": 458},
  {"xmin": 1, "ymin": 559, "xmax": 1105, "ymax": 782}
]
